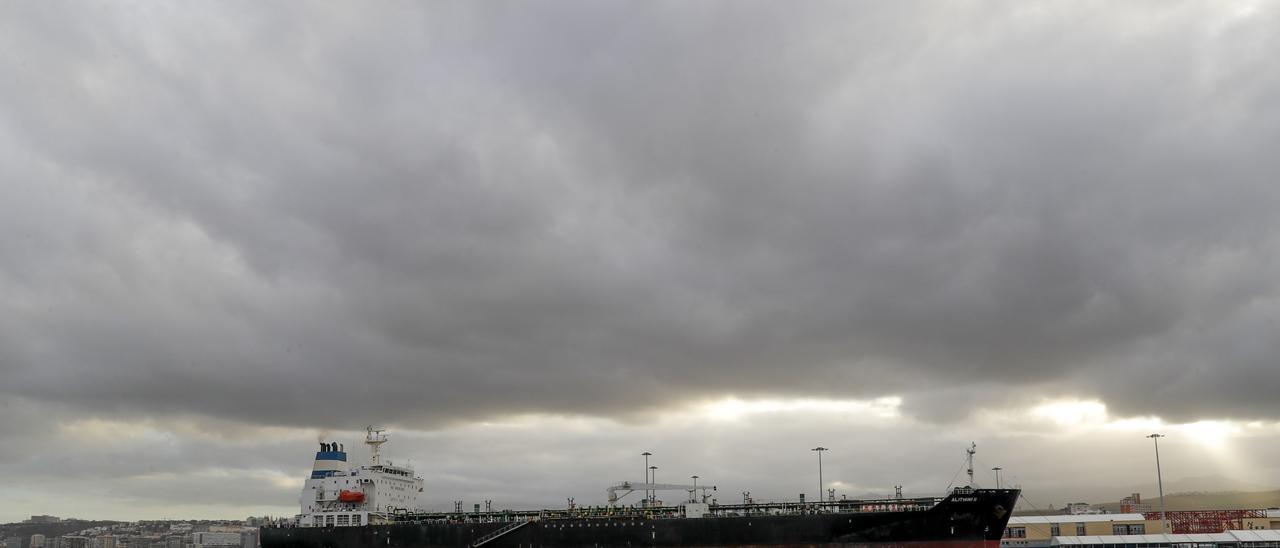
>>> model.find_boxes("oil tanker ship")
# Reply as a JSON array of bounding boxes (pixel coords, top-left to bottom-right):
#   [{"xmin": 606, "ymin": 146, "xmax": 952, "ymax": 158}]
[{"xmin": 261, "ymin": 428, "xmax": 1018, "ymax": 548}]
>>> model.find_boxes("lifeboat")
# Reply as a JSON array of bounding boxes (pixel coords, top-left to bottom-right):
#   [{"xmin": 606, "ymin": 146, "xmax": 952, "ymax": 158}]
[{"xmin": 338, "ymin": 490, "xmax": 365, "ymax": 503}]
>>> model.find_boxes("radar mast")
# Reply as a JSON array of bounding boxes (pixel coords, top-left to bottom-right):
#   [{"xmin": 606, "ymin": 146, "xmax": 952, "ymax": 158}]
[
  {"xmin": 965, "ymin": 442, "xmax": 977, "ymax": 486},
  {"xmin": 365, "ymin": 426, "xmax": 388, "ymax": 465}
]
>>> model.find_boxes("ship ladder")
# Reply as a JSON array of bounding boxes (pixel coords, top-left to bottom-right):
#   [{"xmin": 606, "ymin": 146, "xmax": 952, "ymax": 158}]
[{"xmin": 470, "ymin": 519, "xmax": 533, "ymax": 547}]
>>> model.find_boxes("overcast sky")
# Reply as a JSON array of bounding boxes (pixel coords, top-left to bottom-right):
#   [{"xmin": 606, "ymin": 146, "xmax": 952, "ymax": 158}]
[{"xmin": 3, "ymin": 1, "xmax": 1280, "ymax": 523}]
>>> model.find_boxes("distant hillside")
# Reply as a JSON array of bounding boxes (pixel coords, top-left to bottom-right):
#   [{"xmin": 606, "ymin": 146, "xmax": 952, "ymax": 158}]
[
  {"xmin": 1007, "ymin": 475, "xmax": 1279, "ymax": 516},
  {"xmin": 0, "ymin": 521, "xmax": 121, "ymax": 544},
  {"xmin": 1094, "ymin": 490, "xmax": 1280, "ymax": 512},
  {"xmin": 1013, "ymin": 489, "xmax": 1280, "ymax": 517}
]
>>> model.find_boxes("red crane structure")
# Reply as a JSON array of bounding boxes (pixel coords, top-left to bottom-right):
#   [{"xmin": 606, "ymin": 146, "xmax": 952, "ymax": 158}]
[{"xmin": 1143, "ymin": 509, "xmax": 1268, "ymax": 534}]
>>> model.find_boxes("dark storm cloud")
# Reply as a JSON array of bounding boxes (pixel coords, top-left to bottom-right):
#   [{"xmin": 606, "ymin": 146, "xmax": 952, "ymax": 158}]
[{"xmin": 2, "ymin": 1, "xmax": 1280, "ymax": 428}]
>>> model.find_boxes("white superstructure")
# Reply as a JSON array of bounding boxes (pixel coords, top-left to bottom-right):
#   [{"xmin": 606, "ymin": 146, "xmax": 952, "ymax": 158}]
[{"xmin": 297, "ymin": 427, "xmax": 425, "ymax": 527}]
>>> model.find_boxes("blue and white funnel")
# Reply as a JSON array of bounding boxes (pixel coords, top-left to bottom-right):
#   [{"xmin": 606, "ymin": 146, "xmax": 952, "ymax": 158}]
[{"xmin": 311, "ymin": 442, "xmax": 347, "ymax": 479}]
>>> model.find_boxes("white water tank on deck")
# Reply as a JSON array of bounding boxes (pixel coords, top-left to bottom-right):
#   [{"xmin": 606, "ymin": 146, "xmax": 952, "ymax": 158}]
[{"xmin": 683, "ymin": 503, "xmax": 710, "ymax": 518}]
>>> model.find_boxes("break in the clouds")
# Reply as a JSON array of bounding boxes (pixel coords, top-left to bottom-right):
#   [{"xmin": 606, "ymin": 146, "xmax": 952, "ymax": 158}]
[{"xmin": 2, "ymin": 0, "xmax": 1280, "ymax": 521}]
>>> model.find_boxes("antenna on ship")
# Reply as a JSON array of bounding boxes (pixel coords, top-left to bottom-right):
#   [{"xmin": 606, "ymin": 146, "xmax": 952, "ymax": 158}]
[
  {"xmin": 965, "ymin": 442, "xmax": 977, "ymax": 487},
  {"xmin": 366, "ymin": 426, "xmax": 388, "ymax": 465}
]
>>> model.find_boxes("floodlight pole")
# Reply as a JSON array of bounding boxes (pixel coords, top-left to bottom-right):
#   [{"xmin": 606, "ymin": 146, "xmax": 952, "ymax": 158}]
[
  {"xmin": 812, "ymin": 447, "xmax": 828, "ymax": 506},
  {"xmin": 650, "ymin": 466, "xmax": 658, "ymax": 504},
  {"xmin": 642, "ymin": 452, "xmax": 652, "ymax": 505},
  {"xmin": 1147, "ymin": 433, "xmax": 1167, "ymax": 533}
]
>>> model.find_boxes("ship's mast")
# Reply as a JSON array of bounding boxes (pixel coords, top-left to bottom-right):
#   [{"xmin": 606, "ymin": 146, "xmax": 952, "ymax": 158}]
[
  {"xmin": 965, "ymin": 442, "xmax": 977, "ymax": 486},
  {"xmin": 366, "ymin": 426, "xmax": 388, "ymax": 465}
]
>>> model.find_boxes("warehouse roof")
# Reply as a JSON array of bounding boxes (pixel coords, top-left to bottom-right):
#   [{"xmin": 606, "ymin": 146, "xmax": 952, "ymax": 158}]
[
  {"xmin": 1010, "ymin": 514, "xmax": 1148, "ymax": 524},
  {"xmin": 1052, "ymin": 530, "xmax": 1280, "ymax": 545}
]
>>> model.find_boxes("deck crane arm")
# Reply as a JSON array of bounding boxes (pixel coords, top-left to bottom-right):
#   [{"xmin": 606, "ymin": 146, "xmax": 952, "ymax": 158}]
[{"xmin": 606, "ymin": 481, "xmax": 717, "ymax": 505}]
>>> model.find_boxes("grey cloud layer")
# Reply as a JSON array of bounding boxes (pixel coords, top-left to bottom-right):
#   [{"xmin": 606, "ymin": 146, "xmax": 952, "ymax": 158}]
[{"xmin": 3, "ymin": 2, "xmax": 1280, "ymax": 428}]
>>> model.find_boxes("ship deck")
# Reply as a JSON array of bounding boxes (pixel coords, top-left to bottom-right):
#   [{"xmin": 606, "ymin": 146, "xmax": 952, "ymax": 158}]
[{"xmin": 385, "ymin": 495, "xmax": 949, "ymax": 524}]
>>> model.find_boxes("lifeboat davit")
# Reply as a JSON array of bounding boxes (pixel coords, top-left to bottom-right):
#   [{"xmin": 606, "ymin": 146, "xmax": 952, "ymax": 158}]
[{"xmin": 338, "ymin": 490, "xmax": 365, "ymax": 503}]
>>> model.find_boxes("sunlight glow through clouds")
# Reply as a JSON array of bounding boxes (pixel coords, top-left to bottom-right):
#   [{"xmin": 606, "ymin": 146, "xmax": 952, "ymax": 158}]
[
  {"xmin": 57, "ymin": 418, "xmax": 174, "ymax": 445},
  {"xmin": 1029, "ymin": 399, "xmax": 1260, "ymax": 451},
  {"xmin": 1176, "ymin": 421, "xmax": 1242, "ymax": 451},
  {"xmin": 697, "ymin": 397, "xmax": 904, "ymax": 422},
  {"xmin": 1031, "ymin": 399, "xmax": 1108, "ymax": 427},
  {"xmin": 466, "ymin": 396, "xmax": 908, "ymax": 428},
  {"xmin": 57, "ymin": 416, "xmax": 313, "ymax": 444}
]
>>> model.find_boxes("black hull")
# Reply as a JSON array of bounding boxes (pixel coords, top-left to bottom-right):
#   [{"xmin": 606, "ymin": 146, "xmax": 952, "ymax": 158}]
[{"xmin": 262, "ymin": 489, "xmax": 1017, "ymax": 548}]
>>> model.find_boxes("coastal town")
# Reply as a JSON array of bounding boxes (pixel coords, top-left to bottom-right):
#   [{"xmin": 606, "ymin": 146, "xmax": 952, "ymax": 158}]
[{"xmin": 0, "ymin": 516, "xmax": 285, "ymax": 548}]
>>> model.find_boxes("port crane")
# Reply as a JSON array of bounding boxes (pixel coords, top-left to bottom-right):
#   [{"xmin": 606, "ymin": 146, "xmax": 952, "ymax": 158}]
[{"xmin": 606, "ymin": 481, "xmax": 716, "ymax": 506}]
